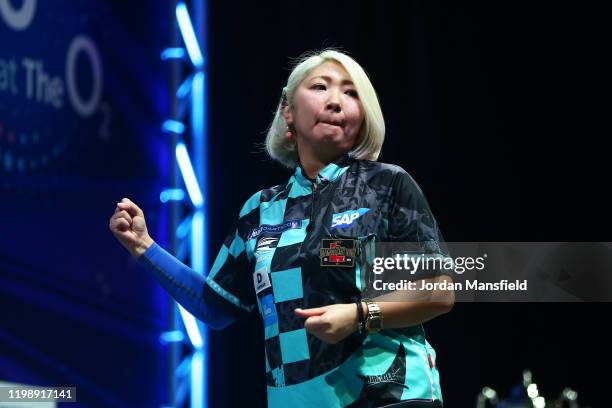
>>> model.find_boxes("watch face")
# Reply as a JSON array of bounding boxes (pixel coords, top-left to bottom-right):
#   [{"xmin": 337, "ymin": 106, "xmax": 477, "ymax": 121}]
[{"xmin": 370, "ymin": 319, "xmax": 382, "ymax": 330}]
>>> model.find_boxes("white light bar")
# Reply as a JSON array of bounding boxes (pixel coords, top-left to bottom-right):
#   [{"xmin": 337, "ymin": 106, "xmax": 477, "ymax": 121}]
[
  {"xmin": 175, "ymin": 2, "xmax": 204, "ymax": 68},
  {"xmin": 175, "ymin": 142, "xmax": 203, "ymax": 207}
]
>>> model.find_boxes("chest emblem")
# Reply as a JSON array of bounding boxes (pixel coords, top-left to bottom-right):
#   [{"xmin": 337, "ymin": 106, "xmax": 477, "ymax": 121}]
[
  {"xmin": 331, "ymin": 208, "xmax": 370, "ymax": 229},
  {"xmin": 320, "ymin": 239, "xmax": 356, "ymax": 267}
]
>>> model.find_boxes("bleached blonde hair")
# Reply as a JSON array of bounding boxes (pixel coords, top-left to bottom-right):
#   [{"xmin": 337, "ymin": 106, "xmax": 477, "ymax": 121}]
[{"xmin": 265, "ymin": 49, "xmax": 385, "ymax": 168}]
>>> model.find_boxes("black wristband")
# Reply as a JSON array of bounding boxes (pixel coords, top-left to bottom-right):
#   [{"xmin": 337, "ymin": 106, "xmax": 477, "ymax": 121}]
[{"xmin": 355, "ymin": 299, "xmax": 365, "ymax": 333}]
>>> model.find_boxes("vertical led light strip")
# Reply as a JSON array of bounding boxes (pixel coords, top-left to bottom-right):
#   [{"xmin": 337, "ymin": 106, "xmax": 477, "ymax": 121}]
[
  {"xmin": 190, "ymin": 53, "xmax": 207, "ymax": 408},
  {"xmin": 191, "ymin": 350, "xmax": 204, "ymax": 408},
  {"xmin": 174, "ymin": 3, "xmax": 207, "ymax": 408},
  {"xmin": 191, "ymin": 72, "xmax": 206, "ymax": 273}
]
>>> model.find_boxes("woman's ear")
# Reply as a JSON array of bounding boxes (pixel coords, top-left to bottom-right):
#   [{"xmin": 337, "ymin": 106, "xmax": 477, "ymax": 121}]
[{"xmin": 282, "ymin": 104, "xmax": 293, "ymax": 126}]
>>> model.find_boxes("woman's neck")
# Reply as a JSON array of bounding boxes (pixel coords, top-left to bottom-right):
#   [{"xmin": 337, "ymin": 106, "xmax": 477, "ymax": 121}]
[
  {"xmin": 297, "ymin": 142, "xmax": 339, "ymax": 180},
  {"xmin": 299, "ymin": 155, "xmax": 326, "ymax": 180}
]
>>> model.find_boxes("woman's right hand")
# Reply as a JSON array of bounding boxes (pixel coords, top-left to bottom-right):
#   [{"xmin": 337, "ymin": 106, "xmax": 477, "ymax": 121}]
[{"xmin": 109, "ymin": 198, "xmax": 154, "ymax": 258}]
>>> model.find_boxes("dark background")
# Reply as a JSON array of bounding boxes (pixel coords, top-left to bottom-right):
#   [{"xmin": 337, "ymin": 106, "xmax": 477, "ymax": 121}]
[
  {"xmin": 206, "ymin": 2, "xmax": 608, "ymax": 407},
  {"xmin": 1, "ymin": 0, "xmax": 608, "ymax": 406}
]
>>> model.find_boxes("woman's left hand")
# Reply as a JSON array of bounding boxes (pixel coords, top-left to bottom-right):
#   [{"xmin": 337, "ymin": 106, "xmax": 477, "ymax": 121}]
[{"xmin": 294, "ymin": 304, "xmax": 358, "ymax": 344}]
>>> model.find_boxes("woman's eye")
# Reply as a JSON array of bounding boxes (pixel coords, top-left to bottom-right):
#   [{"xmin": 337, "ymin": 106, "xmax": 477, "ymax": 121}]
[
  {"xmin": 311, "ymin": 84, "xmax": 326, "ymax": 90},
  {"xmin": 345, "ymin": 89, "xmax": 358, "ymax": 97}
]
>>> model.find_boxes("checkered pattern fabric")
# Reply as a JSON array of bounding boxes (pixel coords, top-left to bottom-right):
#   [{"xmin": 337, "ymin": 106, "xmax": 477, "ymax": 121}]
[{"xmin": 202, "ymin": 153, "xmax": 448, "ymax": 407}]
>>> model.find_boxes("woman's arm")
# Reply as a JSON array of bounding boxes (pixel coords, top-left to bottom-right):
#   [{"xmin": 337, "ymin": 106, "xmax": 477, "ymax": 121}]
[
  {"xmin": 110, "ymin": 198, "xmax": 235, "ymax": 330},
  {"xmin": 366, "ymin": 274, "xmax": 455, "ymax": 329},
  {"xmin": 294, "ymin": 275, "xmax": 453, "ymax": 344},
  {"xmin": 138, "ymin": 241, "xmax": 236, "ymax": 330}
]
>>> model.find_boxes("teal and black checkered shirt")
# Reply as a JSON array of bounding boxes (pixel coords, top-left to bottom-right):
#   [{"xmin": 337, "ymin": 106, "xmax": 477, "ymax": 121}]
[{"xmin": 140, "ymin": 153, "xmax": 447, "ymax": 408}]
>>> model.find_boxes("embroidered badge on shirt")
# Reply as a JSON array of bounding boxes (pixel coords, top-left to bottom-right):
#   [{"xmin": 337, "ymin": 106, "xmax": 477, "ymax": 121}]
[
  {"xmin": 254, "ymin": 266, "xmax": 272, "ymax": 294},
  {"xmin": 256, "ymin": 237, "xmax": 279, "ymax": 252},
  {"xmin": 259, "ymin": 293, "xmax": 278, "ymax": 327},
  {"xmin": 249, "ymin": 219, "xmax": 302, "ymax": 240},
  {"xmin": 320, "ymin": 239, "xmax": 356, "ymax": 267},
  {"xmin": 331, "ymin": 208, "xmax": 370, "ymax": 229}
]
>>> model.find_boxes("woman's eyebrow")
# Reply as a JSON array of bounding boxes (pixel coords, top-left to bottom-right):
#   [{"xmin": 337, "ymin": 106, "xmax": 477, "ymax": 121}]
[{"xmin": 310, "ymin": 75, "xmax": 354, "ymax": 85}]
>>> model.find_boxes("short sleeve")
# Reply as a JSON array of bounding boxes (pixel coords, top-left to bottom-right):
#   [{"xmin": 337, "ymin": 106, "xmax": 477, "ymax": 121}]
[
  {"xmin": 387, "ymin": 171, "xmax": 442, "ymax": 243},
  {"xmin": 203, "ymin": 192, "xmax": 261, "ymax": 318},
  {"xmin": 386, "ymin": 169, "xmax": 453, "ymax": 278}
]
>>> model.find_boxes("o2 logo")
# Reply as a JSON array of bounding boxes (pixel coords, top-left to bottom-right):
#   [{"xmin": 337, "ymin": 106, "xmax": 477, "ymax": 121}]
[
  {"xmin": 65, "ymin": 35, "xmax": 103, "ymax": 118},
  {"xmin": 0, "ymin": 0, "xmax": 37, "ymax": 31},
  {"xmin": 1, "ymin": 0, "xmax": 104, "ymax": 119},
  {"xmin": 0, "ymin": 0, "xmax": 111, "ymax": 176}
]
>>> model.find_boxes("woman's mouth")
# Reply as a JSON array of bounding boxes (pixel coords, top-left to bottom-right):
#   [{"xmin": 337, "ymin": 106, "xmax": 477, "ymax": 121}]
[{"xmin": 319, "ymin": 121, "xmax": 343, "ymax": 128}]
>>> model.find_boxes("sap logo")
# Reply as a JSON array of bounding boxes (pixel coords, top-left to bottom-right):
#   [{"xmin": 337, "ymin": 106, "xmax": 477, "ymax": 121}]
[{"xmin": 331, "ymin": 208, "xmax": 370, "ymax": 229}]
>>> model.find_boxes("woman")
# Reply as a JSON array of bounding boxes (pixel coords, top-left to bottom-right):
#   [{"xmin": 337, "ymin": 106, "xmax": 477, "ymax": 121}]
[{"xmin": 110, "ymin": 49, "xmax": 454, "ymax": 407}]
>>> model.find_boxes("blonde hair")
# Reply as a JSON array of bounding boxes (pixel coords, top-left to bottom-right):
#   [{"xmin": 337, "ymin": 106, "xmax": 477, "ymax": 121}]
[{"xmin": 265, "ymin": 49, "xmax": 385, "ymax": 168}]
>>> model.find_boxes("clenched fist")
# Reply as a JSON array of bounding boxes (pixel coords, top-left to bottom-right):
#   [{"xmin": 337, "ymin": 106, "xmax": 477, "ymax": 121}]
[{"xmin": 109, "ymin": 197, "xmax": 154, "ymax": 258}]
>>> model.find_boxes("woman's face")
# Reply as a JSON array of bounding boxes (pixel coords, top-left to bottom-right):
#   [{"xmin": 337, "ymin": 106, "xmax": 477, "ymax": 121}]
[{"xmin": 284, "ymin": 61, "xmax": 364, "ymax": 159}]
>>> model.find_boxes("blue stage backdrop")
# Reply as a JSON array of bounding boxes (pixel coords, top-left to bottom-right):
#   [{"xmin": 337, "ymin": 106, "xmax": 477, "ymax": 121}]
[{"xmin": 0, "ymin": 1, "xmax": 172, "ymax": 406}]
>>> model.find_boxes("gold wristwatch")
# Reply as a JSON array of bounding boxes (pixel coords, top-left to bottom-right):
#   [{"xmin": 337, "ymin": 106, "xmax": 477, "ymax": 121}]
[{"xmin": 364, "ymin": 299, "xmax": 383, "ymax": 333}]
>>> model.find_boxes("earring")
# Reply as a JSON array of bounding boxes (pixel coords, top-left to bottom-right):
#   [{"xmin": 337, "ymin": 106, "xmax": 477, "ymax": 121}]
[{"xmin": 286, "ymin": 126, "xmax": 294, "ymax": 141}]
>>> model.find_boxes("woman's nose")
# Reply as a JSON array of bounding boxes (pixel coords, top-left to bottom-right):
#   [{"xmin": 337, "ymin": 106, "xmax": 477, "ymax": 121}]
[
  {"xmin": 326, "ymin": 101, "xmax": 341, "ymax": 113},
  {"xmin": 325, "ymin": 89, "xmax": 342, "ymax": 112}
]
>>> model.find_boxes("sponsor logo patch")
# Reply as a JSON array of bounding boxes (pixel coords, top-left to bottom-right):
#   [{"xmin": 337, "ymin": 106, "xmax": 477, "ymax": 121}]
[
  {"xmin": 331, "ymin": 208, "xmax": 370, "ymax": 229},
  {"xmin": 254, "ymin": 266, "xmax": 272, "ymax": 294},
  {"xmin": 256, "ymin": 237, "xmax": 279, "ymax": 252},
  {"xmin": 259, "ymin": 294, "xmax": 277, "ymax": 327},
  {"xmin": 320, "ymin": 239, "xmax": 356, "ymax": 267},
  {"xmin": 249, "ymin": 219, "xmax": 302, "ymax": 240}
]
